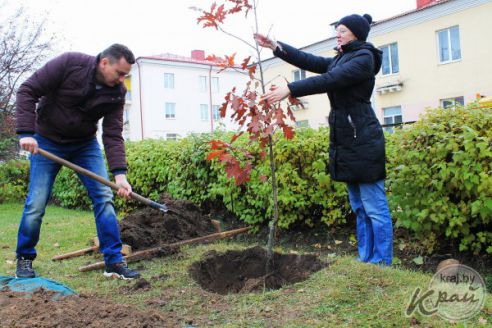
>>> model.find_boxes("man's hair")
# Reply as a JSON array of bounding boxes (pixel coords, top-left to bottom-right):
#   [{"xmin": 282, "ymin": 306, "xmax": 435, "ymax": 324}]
[{"xmin": 100, "ymin": 44, "xmax": 135, "ymax": 64}]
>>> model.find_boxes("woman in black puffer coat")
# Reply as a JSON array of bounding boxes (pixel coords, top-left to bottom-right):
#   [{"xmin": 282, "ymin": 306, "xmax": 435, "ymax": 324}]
[{"xmin": 256, "ymin": 13, "xmax": 393, "ymax": 265}]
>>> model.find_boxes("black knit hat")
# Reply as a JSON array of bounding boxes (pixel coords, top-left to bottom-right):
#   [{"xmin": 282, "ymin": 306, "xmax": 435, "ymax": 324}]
[{"xmin": 337, "ymin": 14, "xmax": 373, "ymax": 41}]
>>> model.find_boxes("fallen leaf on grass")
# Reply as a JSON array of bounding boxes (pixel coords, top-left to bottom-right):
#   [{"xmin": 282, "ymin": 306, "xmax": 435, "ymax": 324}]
[
  {"xmin": 335, "ymin": 240, "xmax": 343, "ymax": 245},
  {"xmin": 412, "ymin": 256, "xmax": 424, "ymax": 265}
]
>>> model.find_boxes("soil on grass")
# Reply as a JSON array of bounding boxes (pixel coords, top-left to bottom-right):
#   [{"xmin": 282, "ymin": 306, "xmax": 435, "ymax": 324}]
[
  {"xmin": 0, "ymin": 289, "xmax": 180, "ymax": 328},
  {"xmin": 119, "ymin": 194, "xmax": 217, "ymax": 250},
  {"xmin": 189, "ymin": 246, "xmax": 328, "ymax": 294}
]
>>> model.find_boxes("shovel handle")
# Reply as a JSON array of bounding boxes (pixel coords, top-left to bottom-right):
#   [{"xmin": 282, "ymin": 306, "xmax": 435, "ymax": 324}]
[{"xmin": 37, "ymin": 148, "xmax": 168, "ymax": 212}]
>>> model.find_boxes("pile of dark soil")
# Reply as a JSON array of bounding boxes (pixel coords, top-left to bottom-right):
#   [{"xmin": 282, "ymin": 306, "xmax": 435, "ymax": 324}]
[
  {"xmin": 0, "ymin": 289, "xmax": 179, "ymax": 328},
  {"xmin": 119, "ymin": 194, "xmax": 216, "ymax": 250},
  {"xmin": 189, "ymin": 246, "xmax": 328, "ymax": 294}
]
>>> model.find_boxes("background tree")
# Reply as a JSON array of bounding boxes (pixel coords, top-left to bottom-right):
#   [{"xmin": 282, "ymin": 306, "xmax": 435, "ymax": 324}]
[
  {"xmin": 0, "ymin": 4, "xmax": 55, "ymax": 161},
  {"xmin": 195, "ymin": 0, "xmax": 303, "ymax": 268}
]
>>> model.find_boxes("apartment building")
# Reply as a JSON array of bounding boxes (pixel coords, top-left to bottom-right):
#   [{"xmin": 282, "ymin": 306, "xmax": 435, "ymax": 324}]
[
  {"xmin": 260, "ymin": 0, "xmax": 492, "ymax": 130},
  {"xmin": 124, "ymin": 50, "xmax": 247, "ymax": 141}
]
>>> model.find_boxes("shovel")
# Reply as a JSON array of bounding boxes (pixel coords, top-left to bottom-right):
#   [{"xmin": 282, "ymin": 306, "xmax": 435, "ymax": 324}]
[{"xmin": 37, "ymin": 148, "xmax": 169, "ymax": 213}]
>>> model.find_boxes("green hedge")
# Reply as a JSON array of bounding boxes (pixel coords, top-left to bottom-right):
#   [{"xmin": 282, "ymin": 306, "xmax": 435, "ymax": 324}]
[
  {"xmin": 51, "ymin": 167, "xmax": 92, "ymax": 209},
  {"xmin": 115, "ymin": 129, "xmax": 351, "ymax": 229},
  {"xmin": 387, "ymin": 105, "xmax": 492, "ymax": 254},
  {"xmin": 0, "ymin": 159, "xmax": 29, "ymax": 203},
  {"xmin": 1, "ymin": 104, "xmax": 490, "ymax": 254},
  {"xmin": 206, "ymin": 128, "xmax": 351, "ymax": 228}
]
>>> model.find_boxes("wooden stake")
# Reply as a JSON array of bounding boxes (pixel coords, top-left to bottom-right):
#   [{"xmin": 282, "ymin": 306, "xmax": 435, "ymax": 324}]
[
  {"xmin": 211, "ymin": 219, "xmax": 222, "ymax": 233},
  {"xmin": 79, "ymin": 226, "xmax": 251, "ymax": 272},
  {"xmin": 121, "ymin": 244, "xmax": 132, "ymax": 256},
  {"xmin": 52, "ymin": 246, "xmax": 98, "ymax": 261},
  {"xmin": 52, "ymin": 243, "xmax": 132, "ymax": 261}
]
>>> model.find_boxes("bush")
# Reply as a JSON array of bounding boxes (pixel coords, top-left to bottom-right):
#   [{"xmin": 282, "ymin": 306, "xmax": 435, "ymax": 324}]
[
  {"xmin": 0, "ymin": 130, "xmax": 352, "ymax": 229},
  {"xmin": 206, "ymin": 128, "xmax": 351, "ymax": 228},
  {"xmin": 387, "ymin": 104, "xmax": 492, "ymax": 254},
  {"xmin": 0, "ymin": 157, "xmax": 92, "ymax": 208},
  {"xmin": 114, "ymin": 129, "xmax": 351, "ymax": 229},
  {"xmin": 0, "ymin": 159, "xmax": 29, "ymax": 203},
  {"xmin": 3, "ymin": 104, "xmax": 490, "ymax": 255},
  {"xmin": 51, "ymin": 167, "xmax": 92, "ymax": 209}
]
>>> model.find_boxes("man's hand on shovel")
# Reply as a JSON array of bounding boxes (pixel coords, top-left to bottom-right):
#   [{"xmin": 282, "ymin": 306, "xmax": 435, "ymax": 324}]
[
  {"xmin": 19, "ymin": 136, "xmax": 39, "ymax": 154},
  {"xmin": 115, "ymin": 174, "xmax": 132, "ymax": 199}
]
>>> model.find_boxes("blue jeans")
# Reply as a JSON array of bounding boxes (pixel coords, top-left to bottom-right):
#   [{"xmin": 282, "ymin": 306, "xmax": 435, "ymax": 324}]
[
  {"xmin": 16, "ymin": 134, "xmax": 123, "ymax": 265},
  {"xmin": 347, "ymin": 180, "xmax": 393, "ymax": 265}
]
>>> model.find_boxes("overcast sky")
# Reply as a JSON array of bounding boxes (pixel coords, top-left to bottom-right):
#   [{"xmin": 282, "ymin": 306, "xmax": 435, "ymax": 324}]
[{"xmin": 6, "ymin": 0, "xmax": 418, "ymax": 59}]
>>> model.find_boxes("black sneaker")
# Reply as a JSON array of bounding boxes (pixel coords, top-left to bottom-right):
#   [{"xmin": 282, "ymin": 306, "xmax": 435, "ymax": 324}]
[
  {"xmin": 103, "ymin": 262, "xmax": 140, "ymax": 280},
  {"xmin": 16, "ymin": 258, "xmax": 36, "ymax": 278}
]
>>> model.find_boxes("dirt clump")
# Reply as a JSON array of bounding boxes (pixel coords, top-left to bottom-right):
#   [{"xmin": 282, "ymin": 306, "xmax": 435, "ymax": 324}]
[
  {"xmin": 0, "ymin": 288, "xmax": 179, "ymax": 327},
  {"xmin": 189, "ymin": 246, "xmax": 328, "ymax": 294},
  {"xmin": 120, "ymin": 194, "xmax": 216, "ymax": 250},
  {"xmin": 119, "ymin": 278, "xmax": 151, "ymax": 294}
]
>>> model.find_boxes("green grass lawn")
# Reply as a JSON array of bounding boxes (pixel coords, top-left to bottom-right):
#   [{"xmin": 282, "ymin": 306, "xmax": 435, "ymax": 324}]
[{"xmin": 1, "ymin": 203, "xmax": 490, "ymax": 327}]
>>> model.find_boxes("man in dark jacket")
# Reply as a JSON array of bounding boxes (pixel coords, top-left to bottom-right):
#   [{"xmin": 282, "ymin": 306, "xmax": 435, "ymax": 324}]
[
  {"xmin": 15, "ymin": 44, "xmax": 140, "ymax": 279},
  {"xmin": 255, "ymin": 14, "xmax": 393, "ymax": 265}
]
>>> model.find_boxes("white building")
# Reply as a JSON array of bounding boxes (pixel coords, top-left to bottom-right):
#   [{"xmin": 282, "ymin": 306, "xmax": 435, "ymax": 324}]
[
  {"xmin": 259, "ymin": 0, "xmax": 492, "ymax": 130},
  {"xmin": 124, "ymin": 50, "xmax": 248, "ymax": 141}
]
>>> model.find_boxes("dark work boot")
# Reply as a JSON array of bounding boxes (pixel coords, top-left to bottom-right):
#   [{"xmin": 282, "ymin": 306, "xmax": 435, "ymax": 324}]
[{"xmin": 16, "ymin": 257, "xmax": 36, "ymax": 278}]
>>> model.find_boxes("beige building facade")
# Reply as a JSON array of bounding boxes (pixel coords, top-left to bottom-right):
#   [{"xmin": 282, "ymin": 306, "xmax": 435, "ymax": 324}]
[{"xmin": 260, "ymin": 0, "xmax": 492, "ymax": 129}]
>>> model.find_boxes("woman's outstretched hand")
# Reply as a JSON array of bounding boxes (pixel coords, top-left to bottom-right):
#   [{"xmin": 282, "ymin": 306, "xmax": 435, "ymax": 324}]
[
  {"xmin": 261, "ymin": 85, "xmax": 291, "ymax": 103},
  {"xmin": 254, "ymin": 33, "xmax": 278, "ymax": 51}
]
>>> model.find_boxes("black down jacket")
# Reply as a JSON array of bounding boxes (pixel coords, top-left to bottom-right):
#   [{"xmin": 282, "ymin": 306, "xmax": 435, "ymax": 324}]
[{"xmin": 274, "ymin": 40, "xmax": 386, "ymax": 183}]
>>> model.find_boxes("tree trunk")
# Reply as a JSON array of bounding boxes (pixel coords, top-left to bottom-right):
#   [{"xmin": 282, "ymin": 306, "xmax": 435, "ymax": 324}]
[{"xmin": 266, "ymin": 136, "xmax": 279, "ymax": 271}]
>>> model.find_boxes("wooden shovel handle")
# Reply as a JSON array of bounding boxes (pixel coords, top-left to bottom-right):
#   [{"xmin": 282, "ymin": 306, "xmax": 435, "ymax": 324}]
[{"xmin": 37, "ymin": 148, "xmax": 168, "ymax": 212}]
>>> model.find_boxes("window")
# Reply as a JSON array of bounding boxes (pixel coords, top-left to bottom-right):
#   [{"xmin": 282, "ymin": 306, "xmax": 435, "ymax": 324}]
[
  {"xmin": 293, "ymin": 69, "xmax": 306, "ymax": 81},
  {"xmin": 380, "ymin": 43, "xmax": 399, "ymax": 75},
  {"xmin": 166, "ymin": 133, "xmax": 178, "ymax": 141},
  {"xmin": 295, "ymin": 120, "xmax": 309, "ymax": 128},
  {"xmin": 441, "ymin": 96, "xmax": 464, "ymax": 109},
  {"xmin": 199, "ymin": 76, "xmax": 207, "ymax": 92},
  {"xmin": 200, "ymin": 104, "xmax": 208, "ymax": 121},
  {"xmin": 383, "ymin": 106, "xmax": 402, "ymax": 133},
  {"xmin": 437, "ymin": 26, "xmax": 461, "ymax": 63},
  {"xmin": 165, "ymin": 103, "xmax": 176, "ymax": 119},
  {"xmin": 164, "ymin": 73, "xmax": 174, "ymax": 89},
  {"xmin": 211, "ymin": 77, "xmax": 219, "ymax": 93},
  {"xmin": 212, "ymin": 105, "xmax": 220, "ymax": 121}
]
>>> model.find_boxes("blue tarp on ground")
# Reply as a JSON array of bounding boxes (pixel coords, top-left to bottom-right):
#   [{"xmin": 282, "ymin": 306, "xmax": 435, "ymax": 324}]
[{"xmin": 0, "ymin": 276, "xmax": 76, "ymax": 300}]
